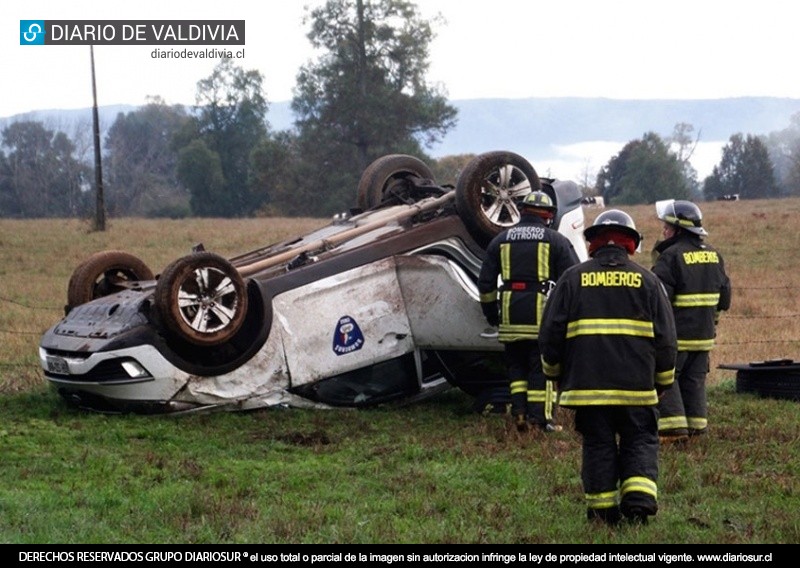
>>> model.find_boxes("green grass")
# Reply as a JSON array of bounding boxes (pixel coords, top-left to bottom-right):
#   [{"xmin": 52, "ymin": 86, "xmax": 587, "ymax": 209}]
[
  {"xmin": 0, "ymin": 384, "xmax": 798, "ymax": 544},
  {"xmin": 2, "ymin": 201, "xmax": 800, "ymax": 543}
]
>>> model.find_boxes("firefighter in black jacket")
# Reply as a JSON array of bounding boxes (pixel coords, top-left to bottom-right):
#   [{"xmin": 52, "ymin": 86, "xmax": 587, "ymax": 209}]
[
  {"xmin": 478, "ymin": 191, "xmax": 580, "ymax": 432},
  {"xmin": 539, "ymin": 209, "xmax": 677, "ymax": 525},
  {"xmin": 652, "ymin": 200, "xmax": 731, "ymax": 442}
]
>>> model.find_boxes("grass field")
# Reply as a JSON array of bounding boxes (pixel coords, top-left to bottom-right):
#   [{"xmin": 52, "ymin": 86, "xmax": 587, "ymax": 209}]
[{"xmin": 1, "ymin": 199, "xmax": 799, "ymax": 544}]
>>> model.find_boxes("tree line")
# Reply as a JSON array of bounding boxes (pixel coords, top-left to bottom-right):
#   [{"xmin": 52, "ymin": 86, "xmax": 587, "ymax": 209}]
[
  {"xmin": 593, "ymin": 122, "xmax": 795, "ymax": 204},
  {"xmin": 2, "ymin": 0, "xmax": 799, "ymax": 220}
]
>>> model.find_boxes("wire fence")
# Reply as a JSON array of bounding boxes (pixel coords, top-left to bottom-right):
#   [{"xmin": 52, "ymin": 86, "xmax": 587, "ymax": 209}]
[{"xmin": 2, "ymin": 287, "xmax": 800, "ymax": 373}]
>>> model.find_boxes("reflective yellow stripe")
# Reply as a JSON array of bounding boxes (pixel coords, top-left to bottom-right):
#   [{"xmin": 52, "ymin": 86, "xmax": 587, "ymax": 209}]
[
  {"xmin": 655, "ymin": 368, "xmax": 675, "ymax": 387},
  {"xmin": 538, "ymin": 243, "xmax": 550, "ymax": 281},
  {"xmin": 677, "ymin": 338, "xmax": 715, "ymax": 351},
  {"xmin": 566, "ymin": 318, "xmax": 655, "ymax": 338},
  {"xmin": 500, "ymin": 243, "xmax": 511, "ymax": 281},
  {"xmin": 559, "ymin": 389, "xmax": 658, "ymax": 406},
  {"xmin": 663, "ymin": 214, "xmax": 688, "ymax": 229},
  {"xmin": 498, "ymin": 322, "xmax": 539, "ymax": 342},
  {"xmin": 536, "ymin": 245, "xmax": 550, "ymax": 328},
  {"xmin": 542, "ymin": 360, "xmax": 561, "ymax": 378},
  {"xmin": 545, "ymin": 380, "xmax": 556, "ymax": 421},
  {"xmin": 621, "ymin": 476, "xmax": 657, "ymax": 499},
  {"xmin": 585, "ymin": 490, "xmax": 619, "ymax": 509},
  {"xmin": 527, "ymin": 384, "xmax": 557, "ymax": 406},
  {"xmin": 499, "ymin": 323, "xmax": 539, "ymax": 333},
  {"xmin": 510, "ymin": 380, "xmax": 528, "ymax": 395},
  {"xmin": 673, "ymin": 293, "xmax": 720, "ymax": 307},
  {"xmin": 658, "ymin": 415, "xmax": 688, "ymax": 430},
  {"xmin": 499, "ymin": 334, "xmax": 539, "ymax": 342},
  {"xmin": 500, "ymin": 291, "xmax": 511, "ymax": 326},
  {"xmin": 527, "ymin": 390, "xmax": 546, "ymax": 403},
  {"xmin": 480, "ymin": 290, "xmax": 497, "ymax": 303},
  {"xmin": 687, "ymin": 416, "xmax": 708, "ymax": 430},
  {"xmin": 664, "ymin": 215, "xmax": 701, "ymax": 233}
]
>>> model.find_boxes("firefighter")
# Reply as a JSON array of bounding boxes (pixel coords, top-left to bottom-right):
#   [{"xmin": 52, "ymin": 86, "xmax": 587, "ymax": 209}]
[
  {"xmin": 652, "ymin": 200, "xmax": 731, "ymax": 443},
  {"xmin": 539, "ymin": 209, "xmax": 677, "ymax": 525},
  {"xmin": 478, "ymin": 190, "xmax": 580, "ymax": 432}
]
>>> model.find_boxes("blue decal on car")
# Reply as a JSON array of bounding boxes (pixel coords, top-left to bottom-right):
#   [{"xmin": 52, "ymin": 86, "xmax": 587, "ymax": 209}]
[{"xmin": 332, "ymin": 316, "xmax": 364, "ymax": 355}]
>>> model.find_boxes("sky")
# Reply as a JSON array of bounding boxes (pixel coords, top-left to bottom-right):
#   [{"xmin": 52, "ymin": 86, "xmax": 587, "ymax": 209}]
[
  {"xmin": 4, "ymin": 0, "xmax": 800, "ymax": 117},
  {"xmin": 3, "ymin": 0, "xmax": 799, "ymax": 178}
]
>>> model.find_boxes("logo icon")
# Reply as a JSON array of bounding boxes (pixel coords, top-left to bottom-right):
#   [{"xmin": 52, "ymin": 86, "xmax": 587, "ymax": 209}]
[
  {"xmin": 332, "ymin": 316, "xmax": 365, "ymax": 355},
  {"xmin": 20, "ymin": 20, "xmax": 45, "ymax": 45}
]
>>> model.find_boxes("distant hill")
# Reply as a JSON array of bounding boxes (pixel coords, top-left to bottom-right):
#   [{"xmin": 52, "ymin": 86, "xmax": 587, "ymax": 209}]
[
  {"xmin": 3, "ymin": 97, "xmax": 799, "ymax": 180},
  {"xmin": 433, "ymin": 97, "xmax": 800, "ymax": 153},
  {"xmin": 0, "ymin": 105, "xmax": 139, "ymax": 133},
  {"xmin": 423, "ymin": 97, "xmax": 800, "ymax": 179}
]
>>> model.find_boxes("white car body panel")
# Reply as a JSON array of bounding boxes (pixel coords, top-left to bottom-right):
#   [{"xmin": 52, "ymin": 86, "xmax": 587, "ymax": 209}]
[
  {"xmin": 38, "ymin": 155, "xmax": 590, "ymax": 414},
  {"xmin": 275, "ymin": 257, "xmax": 415, "ymax": 387}
]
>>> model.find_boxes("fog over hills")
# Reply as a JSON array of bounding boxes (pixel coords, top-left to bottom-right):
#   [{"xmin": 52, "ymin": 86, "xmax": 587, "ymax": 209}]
[
  {"xmin": 436, "ymin": 98, "xmax": 800, "ymax": 176},
  {"xmin": 3, "ymin": 97, "xmax": 799, "ymax": 182}
]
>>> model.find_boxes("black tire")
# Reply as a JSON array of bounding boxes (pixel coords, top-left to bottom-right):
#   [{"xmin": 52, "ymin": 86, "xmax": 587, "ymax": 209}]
[
  {"xmin": 454, "ymin": 151, "xmax": 542, "ymax": 246},
  {"xmin": 155, "ymin": 252, "xmax": 248, "ymax": 347},
  {"xmin": 356, "ymin": 154, "xmax": 435, "ymax": 210},
  {"xmin": 67, "ymin": 250, "xmax": 154, "ymax": 310},
  {"xmin": 735, "ymin": 366, "xmax": 800, "ymax": 401},
  {"xmin": 431, "ymin": 350, "xmax": 507, "ymax": 397}
]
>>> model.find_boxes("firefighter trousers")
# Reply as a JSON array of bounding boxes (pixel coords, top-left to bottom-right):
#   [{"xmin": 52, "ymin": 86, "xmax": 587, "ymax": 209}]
[
  {"xmin": 574, "ymin": 406, "xmax": 659, "ymax": 517},
  {"xmin": 504, "ymin": 339, "xmax": 555, "ymax": 426},
  {"xmin": 658, "ymin": 351, "xmax": 710, "ymax": 435}
]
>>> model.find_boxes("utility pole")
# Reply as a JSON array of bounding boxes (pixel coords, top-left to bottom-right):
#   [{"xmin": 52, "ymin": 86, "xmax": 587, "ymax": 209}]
[{"xmin": 90, "ymin": 45, "xmax": 106, "ymax": 231}]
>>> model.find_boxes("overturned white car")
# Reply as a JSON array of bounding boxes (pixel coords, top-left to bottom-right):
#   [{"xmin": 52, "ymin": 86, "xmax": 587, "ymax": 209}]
[{"xmin": 39, "ymin": 151, "xmax": 588, "ymax": 414}]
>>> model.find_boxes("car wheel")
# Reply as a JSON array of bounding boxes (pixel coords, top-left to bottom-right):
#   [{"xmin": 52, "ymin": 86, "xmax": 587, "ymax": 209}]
[
  {"xmin": 454, "ymin": 151, "xmax": 542, "ymax": 246},
  {"xmin": 356, "ymin": 154, "xmax": 436, "ymax": 210},
  {"xmin": 67, "ymin": 250, "xmax": 155, "ymax": 310},
  {"xmin": 155, "ymin": 252, "xmax": 248, "ymax": 346},
  {"xmin": 723, "ymin": 360, "xmax": 800, "ymax": 401}
]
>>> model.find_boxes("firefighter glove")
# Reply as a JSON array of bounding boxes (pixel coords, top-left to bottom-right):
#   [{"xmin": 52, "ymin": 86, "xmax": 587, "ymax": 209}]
[{"xmin": 481, "ymin": 302, "xmax": 500, "ymax": 327}]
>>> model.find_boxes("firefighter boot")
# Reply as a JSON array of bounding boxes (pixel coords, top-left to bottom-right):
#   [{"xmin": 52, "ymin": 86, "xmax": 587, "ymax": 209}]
[
  {"xmin": 510, "ymin": 380, "xmax": 528, "ymax": 432},
  {"xmin": 587, "ymin": 506, "xmax": 621, "ymax": 526},
  {"xmin": 621, "ymin": 497, "xmax": 657, "ymax": 525},
  {"xmin": 659, "ymin": 428, "xmax": 689, "ymax": 446}
]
